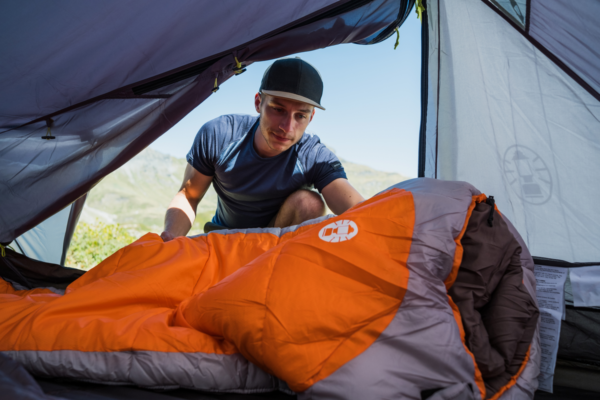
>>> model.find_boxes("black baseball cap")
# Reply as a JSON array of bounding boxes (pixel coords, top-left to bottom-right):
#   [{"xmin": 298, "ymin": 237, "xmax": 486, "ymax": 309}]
[{"xmin": 259, "ymin": 58, "xmax": 325, "ymax": 110}]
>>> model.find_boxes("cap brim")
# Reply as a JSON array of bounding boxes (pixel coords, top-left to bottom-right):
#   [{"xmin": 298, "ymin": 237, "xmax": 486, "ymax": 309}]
[{"xmin": 261, "ymin": 90, "xmax": 325, "ymax": 110}]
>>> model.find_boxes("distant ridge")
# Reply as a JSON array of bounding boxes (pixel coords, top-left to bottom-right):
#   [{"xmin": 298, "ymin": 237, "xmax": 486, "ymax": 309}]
[{"xmin": 81, "ymin": 148, "xmax": 411, "ymax": 236}]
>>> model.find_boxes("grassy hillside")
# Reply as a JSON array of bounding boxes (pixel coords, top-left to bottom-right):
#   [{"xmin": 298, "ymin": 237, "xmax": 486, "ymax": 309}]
[{"xmin": 80, "ymin": 147, "xmax": 411, "ymax": 237}]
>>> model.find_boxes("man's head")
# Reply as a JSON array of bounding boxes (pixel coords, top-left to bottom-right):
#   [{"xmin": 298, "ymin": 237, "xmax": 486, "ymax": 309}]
[{"xmin": 253, "ymin": 58, "xmax": 325, "ymax": 158}]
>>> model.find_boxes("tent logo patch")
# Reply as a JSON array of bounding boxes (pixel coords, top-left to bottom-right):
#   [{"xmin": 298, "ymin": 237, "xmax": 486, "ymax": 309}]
[
  {"xmin": 318, "ymin": 220, "xmax": 358, "ymax": 243},
  {"xmin": 503, "ymin": 145, "xmax": 552, "ymax": 205}
]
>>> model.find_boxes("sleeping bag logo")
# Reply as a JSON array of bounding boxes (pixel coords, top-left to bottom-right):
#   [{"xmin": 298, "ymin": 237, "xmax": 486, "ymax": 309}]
[
  {"xmin": 503, "ymin": 145, "xmax": 552, "ymax": 205},
  {"xmin": 318, "ymin": 220, "xmax": 358, "ymax": 243}
]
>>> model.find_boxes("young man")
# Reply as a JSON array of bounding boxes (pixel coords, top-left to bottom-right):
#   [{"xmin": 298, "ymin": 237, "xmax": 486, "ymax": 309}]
[{"xmin": 161, "ymin": 58, "xmax": 364, "ymax": 242}]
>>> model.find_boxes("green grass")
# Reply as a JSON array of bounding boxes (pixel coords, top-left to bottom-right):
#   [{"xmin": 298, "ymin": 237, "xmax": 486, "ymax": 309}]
[{"xmin": 66, "ymin": 221, "xmax": 136, "ymax": 270}]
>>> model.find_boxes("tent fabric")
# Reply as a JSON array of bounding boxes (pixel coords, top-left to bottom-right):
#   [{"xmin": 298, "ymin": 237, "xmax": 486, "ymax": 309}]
[
  {"xmin": 488, "ymin": 1, "xmax": 527, "ymax": 28},
  {"xmin": 0, "ymin": 179, "xmax": 540, "ymax": 399},
  {"xmin": 528, "ymin": 0, "xmax": 600, "ymax": 98},
  {"xmin": 0, "ymin": 247, "xmax": 84, "ymax": 292},
  {"xmin": 419, "ymin": 0, "xmax": 600, "ymax": 263},
  {"xmin": 558, "ymin": 306, "xmax": 600, "ymax": 368},
  {"xmin": 10, "ymin": 194, "xmax": 86, "ymax": 266},
  {"xmin": 0, "ymin": 0, "xmax": 413, "ymax": 245}
]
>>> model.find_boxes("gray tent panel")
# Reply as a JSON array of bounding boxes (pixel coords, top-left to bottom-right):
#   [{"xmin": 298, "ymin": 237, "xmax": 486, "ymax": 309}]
[
  {"xmin": 0, "ymin": 0, "xmax": 339, "ymax": 128},
  {"xmin": 0, "ymin": 0, "xmax": 413, "ymax": 244},
  {"xmin": 529, "ymin": 0, "xmax": 600, "ymax": 98},
  {"xmin": 420, "ymin": 0, "xmax": 600, "ymax": 263},
  {"xmin": 13, "ymin": 206, "xmax": 69, "ymax": 266},
  {"xmin": 11, "ymin": 195, "xmax": 86, "ymax": 266}
]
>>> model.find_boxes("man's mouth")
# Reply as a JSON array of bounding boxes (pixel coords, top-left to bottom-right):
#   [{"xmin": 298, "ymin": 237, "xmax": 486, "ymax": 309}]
[{"xmin": 270, "ymin": 132, "xmax": 292, "ymax": 142}]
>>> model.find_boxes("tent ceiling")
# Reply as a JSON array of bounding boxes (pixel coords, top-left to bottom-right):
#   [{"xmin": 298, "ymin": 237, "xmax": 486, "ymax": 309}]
[{"xmin": 0, "ymin": 0, "xmax": 414, "ymax": 244}]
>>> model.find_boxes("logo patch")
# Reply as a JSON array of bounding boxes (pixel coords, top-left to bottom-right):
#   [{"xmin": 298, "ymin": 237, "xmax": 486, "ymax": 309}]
[
  {"xmin": 503, "ymin": 145, "xmax": 552, "ymax": 205},
  {"xmin": 318, "ymin": 220, "xmax": 358, "ymax": 243}
]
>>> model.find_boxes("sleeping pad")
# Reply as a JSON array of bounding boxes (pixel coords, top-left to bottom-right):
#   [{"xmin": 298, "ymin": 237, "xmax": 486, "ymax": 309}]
[{"xmin": 0, "ymin": 178, "xmax": 540, "ymax": 399}]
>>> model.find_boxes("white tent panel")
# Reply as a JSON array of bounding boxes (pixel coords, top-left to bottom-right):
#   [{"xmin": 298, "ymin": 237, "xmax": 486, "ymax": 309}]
[{"xmin": 425, "ymin": 0, "xmax": 600, "ymax": 262}]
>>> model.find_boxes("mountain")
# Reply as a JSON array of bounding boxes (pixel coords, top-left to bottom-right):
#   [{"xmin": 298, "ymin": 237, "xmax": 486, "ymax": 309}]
[{"xmin": 80, "ymin": 148, "xmax": 411, "ymax": 236}]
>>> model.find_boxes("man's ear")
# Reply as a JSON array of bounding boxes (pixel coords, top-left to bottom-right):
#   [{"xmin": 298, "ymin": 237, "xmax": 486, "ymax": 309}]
[
  {"xmin": 254, "ymin": 93, "xmax": 262, "ymax": 113},
  {"xmin": 309, "ymin": 108, "xmax": 316, "ymax": 122}
]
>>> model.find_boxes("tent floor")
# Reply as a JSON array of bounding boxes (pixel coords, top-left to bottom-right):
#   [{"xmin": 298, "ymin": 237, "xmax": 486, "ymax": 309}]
[{"xmin": 37, "ymin": 378, "xmax": 599, "ymax": 400}]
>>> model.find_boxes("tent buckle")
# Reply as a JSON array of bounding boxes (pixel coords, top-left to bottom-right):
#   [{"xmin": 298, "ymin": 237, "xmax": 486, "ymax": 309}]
[
  {"xmin": 42, "ymin": 118, "xmax": 56, "ymax": 140},
  {"xmin": 233, "ymin": 57, "xmax": 246, "ymax": 75}
]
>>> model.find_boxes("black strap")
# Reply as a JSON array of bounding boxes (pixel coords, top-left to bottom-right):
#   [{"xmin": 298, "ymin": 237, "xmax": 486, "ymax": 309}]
[
  {"xmin": 486, "ymin": 196, "xmax": 495, "ymax": 227},
  {"xmin": 2, "ymin": 256, "xmax": 34, "ymax": 289}
]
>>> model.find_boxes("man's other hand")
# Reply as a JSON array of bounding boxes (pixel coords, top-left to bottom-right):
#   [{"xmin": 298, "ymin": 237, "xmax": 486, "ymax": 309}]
[
  {"xmin": 321, "ymin": 178, "xmax": 365, "ymax": 215},
  {"xmin": 160, "ymin": 231, "xmax": 176, "ymax": 242}
]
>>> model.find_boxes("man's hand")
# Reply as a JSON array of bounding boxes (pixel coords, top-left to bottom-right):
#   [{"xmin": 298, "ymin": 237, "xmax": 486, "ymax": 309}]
[
  {"xmin": 321, "ymin": 178, "xmax": 365, "ymax": 215},
  {"xmin": 162, "ymin": 164, "xmax": 213, "ymax": 241}
]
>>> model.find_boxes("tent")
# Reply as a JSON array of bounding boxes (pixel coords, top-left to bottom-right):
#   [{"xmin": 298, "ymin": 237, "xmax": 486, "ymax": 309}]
[
  {"xmin": 418, "ymin": 0, "xmax": 600, "ymax": 397},
  {"xmin": 1, "ymin": 0, "xmax": 599, "ymax": 398}
]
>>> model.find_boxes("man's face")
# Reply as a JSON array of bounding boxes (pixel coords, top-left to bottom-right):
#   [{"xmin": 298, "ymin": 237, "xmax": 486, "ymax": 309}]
[{"xmin": 253, "ymin": 93, "xmax": 315, "ymax": 158}]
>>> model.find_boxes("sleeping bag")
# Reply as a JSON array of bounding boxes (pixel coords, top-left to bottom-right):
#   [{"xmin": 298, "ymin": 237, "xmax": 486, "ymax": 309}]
[{"xmin": 0, "ymin": 178, "xmax": 540, "ymax": 399}]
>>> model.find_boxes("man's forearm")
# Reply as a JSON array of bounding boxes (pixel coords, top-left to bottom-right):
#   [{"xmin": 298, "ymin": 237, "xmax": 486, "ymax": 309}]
[{"xmin": 163, "ymin": 191, "xmax": 197, "ymax": 237}]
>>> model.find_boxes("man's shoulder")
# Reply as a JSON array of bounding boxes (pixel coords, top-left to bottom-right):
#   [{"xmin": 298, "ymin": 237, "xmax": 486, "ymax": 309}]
[
  {"xmin": 296, "ymin": 132, "xmax": 333, "ymax": 157},
  {"xmin": 199, "ymin": 114, "xmax": 258, "ymax": 140}
]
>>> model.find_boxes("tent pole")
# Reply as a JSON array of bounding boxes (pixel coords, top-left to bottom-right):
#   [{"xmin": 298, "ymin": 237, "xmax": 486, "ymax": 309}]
[{"xmin": 417, "ymin": 4, "xmax": 429, "ymax": 177}]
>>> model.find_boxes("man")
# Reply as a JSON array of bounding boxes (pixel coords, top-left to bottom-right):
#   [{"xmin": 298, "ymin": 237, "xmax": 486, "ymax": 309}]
[{"xmin": 161, "ymin": 58, "xmax": 364, "ymax": 242}]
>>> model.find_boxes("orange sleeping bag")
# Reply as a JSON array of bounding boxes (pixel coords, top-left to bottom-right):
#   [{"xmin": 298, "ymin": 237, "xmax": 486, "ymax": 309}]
[
  {"xmin": 0, "ymin": 179, "xmax": 541, "ymax": 399},
  {"xmin": 0, "ymin": 188, "xmax": 413, "ymax": 394}
]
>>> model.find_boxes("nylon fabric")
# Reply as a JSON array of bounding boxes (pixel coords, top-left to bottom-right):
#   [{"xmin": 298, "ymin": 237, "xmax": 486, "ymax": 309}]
[
  {"xmin": 302, "ymin": 179, "xmax": 487, "ymax": 399},
  {"xmin": 178, "ymin": 188, "xmax": 415, "ymax": 392},
  {"xmin": 423, "ymin": 0, "xmax": 440, "ymax": 178},
  {"xmin": 0, "ymin": 353, "xmax": 65, "ymax": 400},
  {"xmin": 423, "ymin": 0, "xmax": 600, "ymax": 262},
  {"xmin": 529, "ymin": 0, "xmax": 600, "ymax": 96},
  {"xmin": 3, "ymin": 350, "xmax": 277, "ymax": 392},
  {"xmin": 0, "ymin": 0, "xmax": 402, "ymax": 244},
  {"xmin": 0, "ymin": 179, "xmax": 540, "ymax": 398},
  {"xmin": 0, "ymin": 0, "xmax": 339, "ymax": 126},
  {"xmin": 0, "ymin": 188, "xmax": 414, "ymax": 393}
]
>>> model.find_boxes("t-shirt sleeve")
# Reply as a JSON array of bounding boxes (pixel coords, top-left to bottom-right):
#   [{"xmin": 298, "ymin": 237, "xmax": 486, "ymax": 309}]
[
  {"xmin": 309, "ymin": 144, "xmax": 348, "ymax": 192},
  {"xmin": 186, "ymin": 118, "xmax": 222, "ymax": 176}
]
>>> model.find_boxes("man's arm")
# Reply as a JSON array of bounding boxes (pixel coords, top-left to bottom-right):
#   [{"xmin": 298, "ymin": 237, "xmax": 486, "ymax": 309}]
[
  {"xmin": 161, "ymin": 164, "xmax": 213, "ymax": 242},
  {"xmin": 321, "ymin": 178, "xmax": 365, "ymax": 215}
]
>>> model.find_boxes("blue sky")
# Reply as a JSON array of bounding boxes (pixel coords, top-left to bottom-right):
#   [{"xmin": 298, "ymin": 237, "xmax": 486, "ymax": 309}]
[{"xmin": 151, "ymin": 15, "xmax": 422, "ymax": 177}]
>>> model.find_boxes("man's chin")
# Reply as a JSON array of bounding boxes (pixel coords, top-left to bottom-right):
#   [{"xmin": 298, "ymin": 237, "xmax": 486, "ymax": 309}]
[
  {"xmin": 268, "ymin": 135, "xmax": 293, "ymax": 152},
  {"xmin": 270, "ymin": 142, "xmax": 292, "ymax": 153}
]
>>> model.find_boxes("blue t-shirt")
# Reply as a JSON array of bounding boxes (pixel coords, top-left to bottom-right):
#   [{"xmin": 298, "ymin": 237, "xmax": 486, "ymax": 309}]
[{"xmin": 186, "ymin": 114, "xmax": 347, "ymax": 229}]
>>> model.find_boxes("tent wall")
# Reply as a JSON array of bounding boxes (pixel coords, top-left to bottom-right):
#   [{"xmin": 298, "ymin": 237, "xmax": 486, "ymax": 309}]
[
  {"xmin": 11, "ymin": 195, "xmax": 86, "ymax": 266},
  {"xmin": 0, "ymin": 0, "xmax": 413, "ymax": 244},
  {"xmin": 419, "ymin": 0, "xmax": 600, "ymax": 263}
]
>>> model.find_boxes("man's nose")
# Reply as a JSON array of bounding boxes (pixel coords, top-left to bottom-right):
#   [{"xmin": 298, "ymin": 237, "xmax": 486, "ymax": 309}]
[{"xmin": 279, "ymin": 114, "xmax": 294, "ymax": 133}]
